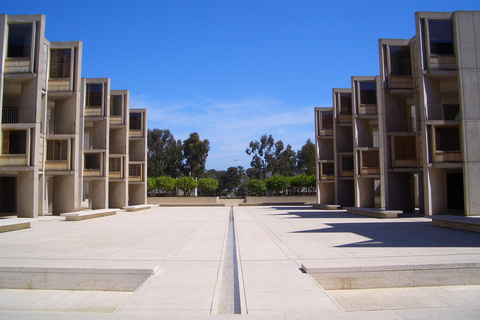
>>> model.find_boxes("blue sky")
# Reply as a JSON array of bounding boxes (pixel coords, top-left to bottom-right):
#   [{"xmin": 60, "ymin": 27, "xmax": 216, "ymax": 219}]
[{"xmin": 4, "ymin": 1, "xmax": 480, "ymax": 170}]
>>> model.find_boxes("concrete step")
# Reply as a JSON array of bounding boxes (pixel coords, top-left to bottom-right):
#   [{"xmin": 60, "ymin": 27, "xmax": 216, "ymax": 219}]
[
  {"xmin": 0, "ymin": 219, "xmax": 31, "ymax": 233},
  {"xmin": 61, "ymin": 209, "xmax": 118, "ymax": 221}
]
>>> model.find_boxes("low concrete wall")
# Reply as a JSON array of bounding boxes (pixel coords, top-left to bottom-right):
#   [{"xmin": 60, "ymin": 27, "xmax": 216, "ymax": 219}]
[
  {"xmin": 148, "ymin": 197, "xmax": 220, "ymax": 205},
  {"xmin": 245, "ymin": 196, "xmax": 316, "ymax": 204}
]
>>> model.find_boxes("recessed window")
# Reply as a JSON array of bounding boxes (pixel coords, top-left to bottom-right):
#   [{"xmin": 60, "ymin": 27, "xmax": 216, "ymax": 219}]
[
  {"xmin": 46, "ymin": 140, "xmax": 68, "ymax": 161},
  {"xmin": 84, "ymin": 153, "xmax": 100, "ymax": 170},
  {"xmin": 130, "ymin": 113, "xmax": 142, "ymax": 130},
  {"xmin": 321, "ymin": 111, "xmax": 333, "ymax": 130},
  {"xmin": 322, "ymin": 163, "xmax": 334, "ymax": 175},
  {"xmin": 342, "ymin": 155, "xmax": 354, "ymax": 171},
  {"xmin": 129, "ymin": 164, "xmax": 141, "ymax": 177},
  {"xmin": 2, "ymin": 130, "xmax": 26, "ymax": 155},
  {"xmin": 429, "ymin": 20, "xmax": 454, "ymax": 55},
  {"xmin": 110, "ymin": 95, "xmax": 123, "ymax": 116},
  {"xmin": 390, "ymin": 46, "xmax": 411, "ymax": 76},
  {"xmin": 50, "ymin": 49, "xmax": 71, "ymax": 79},
  {"xmin": 359, "ymin": 82, "xmax": 376, "ymax": 105},
  {"xmin": 339, "ymin": 93, "xmax": 352, "ymax": 114},
  {"xmin": 7, "ymin": 24, "xmax": 32, "ymax": 58},
  {"xmin": 435, "ymin": 127, "xmax": 460, "ymax": 152},
  {"xmin": 394, "ymin": 136, "xmax": 416, "ymax": 159},
  {"xmin": 86, "ymin": 84, "xmax": 103, "ymax": 107},
  {"xmin": 109, "ymin": 158, "xmax": 121, "ymax": 172},
  {"xmin": 362, "ymin": 150, "xmax": 379, "ymax": 168}
]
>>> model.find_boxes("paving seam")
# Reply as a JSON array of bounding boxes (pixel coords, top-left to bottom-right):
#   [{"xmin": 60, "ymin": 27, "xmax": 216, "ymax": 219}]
[{"xmin": 210, "ymin": 208, "xmax": 230, "ymax": 314}]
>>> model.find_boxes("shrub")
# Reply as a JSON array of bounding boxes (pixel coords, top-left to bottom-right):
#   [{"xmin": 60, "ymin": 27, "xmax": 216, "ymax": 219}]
[
  {"xmin": 175, "ymin": 176, "xmax": 197, "ymax": 196},
  {"xmin": 265, "ymin": 175, "xmax": 290, "ymax": 196},
  {"xmin": 156, "ymin": 176, "xmax": 176, "ymax": 196},
  {"xmin": 198, "ymin": 177, "xmax": 219, "ymax": 196},
  {"xmin": 247, "ymin": 179, "xmax": 267, "ymax": 196}
]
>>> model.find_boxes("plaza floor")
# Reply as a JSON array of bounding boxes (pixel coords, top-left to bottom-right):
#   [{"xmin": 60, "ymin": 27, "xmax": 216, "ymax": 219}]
[{"xmin": 0, "ymin": 205, "xmax": 480, "ymax": 319}]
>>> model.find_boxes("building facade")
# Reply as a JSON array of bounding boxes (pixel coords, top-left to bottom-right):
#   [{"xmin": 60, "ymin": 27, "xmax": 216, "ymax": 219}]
[
  {"xmin": 0, "ymin": 14, "xmax": 147, "ymax": 218},
  {"xmin": 315, "ymin": 11, "xmax": 480, "ymax": 216}
]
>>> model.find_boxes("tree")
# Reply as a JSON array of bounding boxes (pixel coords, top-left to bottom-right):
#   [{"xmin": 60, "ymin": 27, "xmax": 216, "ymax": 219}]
[
  {"xmin": 183, "ymin": 132, "xmax": 210, "ymax": 178},
  {"xmin": 175, "ymin": 176, "xmax": 197, "ymax": 196},
  {"xmin": 276, "ymin": 144, "xmax": 297, "ymax": 177},
  {"xmin": 220, "ymin": 166, "xmax": 244, "ymax": 192},
  {"xmin": 247, "ymin": 179, "xmax": 267, "ymax": 196},
  {"xmin": 147, "ymin": 129, "xmax": 183, "ymax": 178},
  {"xmin": 245, "ymin": 134, "xmax": 275, "ymax": 180},
  {"xmin": 156, "ymin": 176, "xmax": 176, "ymax": 197},
  {"xmin": 266, "ymin": 174, "xmax": 290, "ymax": 196},
  {"xmin": 198, "ymin": 178, "xmax": 219, "ymax": 196},
  {"xmin": 296, "ymin": 139, "xmax": 316, "ymax": 175},
  {"xmin": 290, "ymin": 173, "xmax": 309, "ymax": 195}
]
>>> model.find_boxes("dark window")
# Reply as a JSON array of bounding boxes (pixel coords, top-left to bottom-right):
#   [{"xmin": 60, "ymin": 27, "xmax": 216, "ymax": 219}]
[
  {"xmin": 130, "ymin": 113, "xmax": 142, "ymax": 130},
  {"xmin": 360, "ymin": 81, "xmax": 376, "ymax": 105},
  {"xmin": 110, "ymin": 158, "xmax": 121, "ymax": 172},
  {"xmin": 50, "ymin": 49, "xmax": 71, "ymax": 79},
  {"xmin": 7, "ymin": 24, "xmax": 32, "ymax": 58},
  {"xmin": 435, "ymin": 127, "xmax": 460, "ymax": 152},
  {"xmin": 443, "ymin": 104, "xmax": 460, "ymax": 120},
  {"xmin": 390, "ymin": 46, "xmax": 412, "ymax": 76},
  {"xmin": 321, "ymin": 111, "xmax": 333, "ymax": 130},
  {"xmin": 129, "ymin": 164, "xmax": 141, "ymax": 176},
  {"xmin": 2, "ymin": 130, "xmax": 26, "ymax": 154},
  {"xmin": 394, "ymin": 136, "xmax": 416, "ymax": 159},
  {"xmin": 86, "ymin": 84, "xmax": 103, "ymax": 107},
  {"xmin": 339, "ymin": 93, "xmax": 352, "ymax": 114},
  {"xmin": 84, "ymin": 153, "xmax": 100, "ymax": 170},
  {"xmin": 322, "ymin": 163, "xmax": 334, "ymax": 175},
  {"xmin": 446, "ymin": 172, "xmax": 464, "ymax": 210},
  {"xmin": 46, "ymin": 140, "xmax": 68, "ymax": 161},
  {"xmin": 110, "ymin": 95, "xmax": 123, "ymax": 116},
  {"xmin": 362, "ymin": 150, "xmax": 379, "ymax": 168},
  {"xmin": 429, "ymin": 20, "xmax": 454, "ymax": 55},
  {"xmin": 342, "ymin": 155, "xmax": 354, "ymax": 171}
]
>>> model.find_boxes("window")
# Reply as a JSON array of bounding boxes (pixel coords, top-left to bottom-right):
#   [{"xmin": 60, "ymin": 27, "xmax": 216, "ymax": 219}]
[
  {"xmin": 321, "ymin": 111, "xmax": 333, "ymax": 130},
  {"xmin": 86, "ymin": 84, "xmax": 103, "ymax": 107},
  {"xmin": 130, "ymin": 113, "xmax": 142, "ymax": 130},
  {"xmin": 50, "ymin": 49, "xmax": 71, "ymax": 78},
  {"xmin": 7, "ymin": 24, "xmax": 32, "ymax": 58},
  {"xmin": 394, "ymin": 136, "xmax": 416, "ymax": 159},
  {"xmin": 84, "ymin": 153, "xmax": 100, "ymax": 170},
  {"xmin": 342, "ymin": 155, "xmax": 354, "ymax": 171},
  {"xmin": 322, "ymin": 163, "xmax": 334, "ymax": 175},
  {"xmin": 110, "ymin": 95, "xmax": 123, "ymax": 116},
  {"xmin": 429, "ymin": 20, "xmax": 454, "ymax": 55},
  {"xmin": 435, "ymin": 127, "xmax": 460, "ymax": 152},
  {"xmin": 362, "ymin": 150, "xmax": 379, "ymax": 168},
  {"xmin": 359, "ymin": 81, "xmax": 376, "ymax": 105},
  {"xmin": 390, "ymin": 46, "xmax": 411, "ymax": 76},
  {"xmin": 46, "ymin": 140, "xmax": 68, "ymax": 161},
  {"xmin": 339, "ymin": 93, "xmax": 352, "ymax": 114},
  {"xmin": 109, "ymin": 158, "xmax": 121, "ymax": 172},
  {"xmin": 2, "ymin": 130, "xmax": 26, "ymax": 154},
  {"xmin": 129, "ymin": 164, "xmax": 141, "ymax": 177}
]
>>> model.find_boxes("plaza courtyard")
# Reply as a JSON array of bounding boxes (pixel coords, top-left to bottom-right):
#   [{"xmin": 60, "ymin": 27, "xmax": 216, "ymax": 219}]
[{"xmin": 0, "ymin": 205, "xmax": 480, "ymax": 319}]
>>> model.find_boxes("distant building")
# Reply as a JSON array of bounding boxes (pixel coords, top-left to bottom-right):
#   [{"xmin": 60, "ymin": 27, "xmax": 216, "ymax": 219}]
[
  {"xmin": 0, "ymin": 14, "xmax": 147, "ymax": 217},
  {"xmin": 315, "ymin": 11, "xmax": 480, "ymax": 216}
]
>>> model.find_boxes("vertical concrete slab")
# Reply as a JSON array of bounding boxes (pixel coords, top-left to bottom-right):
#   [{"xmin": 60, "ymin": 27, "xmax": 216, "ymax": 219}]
[{"xmin": 17, "ymin": 170, "xmax": 38, "ymax": 218}]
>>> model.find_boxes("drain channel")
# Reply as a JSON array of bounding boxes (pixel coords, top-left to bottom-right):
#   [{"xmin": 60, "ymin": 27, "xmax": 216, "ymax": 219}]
[{"xmin": 217, "ymin": 207, "xmax": 241, "ymax": 314}]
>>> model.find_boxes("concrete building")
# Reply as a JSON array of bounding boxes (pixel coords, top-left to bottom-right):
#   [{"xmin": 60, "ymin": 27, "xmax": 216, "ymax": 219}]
[
  {"xmin": 0, "ymin": 14, "xmax": 147, "ymax": 218},
  {"xmin": 314, "ymin": 107, "xmax": 335, "ymax": 205},
  {"xmin": 316, "ymin": 10, "xmax": 480, "ymax": 216}
]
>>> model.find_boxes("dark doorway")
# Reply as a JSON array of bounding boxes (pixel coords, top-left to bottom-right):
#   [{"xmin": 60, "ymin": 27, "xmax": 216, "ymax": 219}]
[
  {"xmin": 446, "ymin": 172, "xmax": 464, "ymax": 211},
  {"xmin": 0, "ymin": 177, "xmax": 16, "ymax": 214}
]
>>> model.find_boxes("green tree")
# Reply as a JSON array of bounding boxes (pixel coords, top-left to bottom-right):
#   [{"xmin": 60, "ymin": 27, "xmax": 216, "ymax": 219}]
[
  {"xmin": 175, "ymin": 176, "xmax": 197, "ymax": 196},
  {"xmin": 245, "ymin": 134, "xmax": 275, "ymax": 180},
  {"xmin": 296, "ymin": 139, "xmax": 316, "ymax": 175},
  {"xmin": 220, "ymin": 166, "xmax": 244, "ymax": 192},
  {"xmin": 290, "ymin": 173, "xmax": 309, "ymax": 195},
  {"xmin": 276, "ymin": 144, "xmax": 297, "ymax": 177},
  {"xmin": 198, "ymin": 177, "xmax": 219, "ymax": 196},
  {"xmin": 265, "ymin": 174, "xmax": 290, "ymax": 196},
  {"xmin": 247, "ymin": 179, "xmax": 267, "ymax": 196},
  {"xmin": 183, "ymin": 132, "xmax": 210, "ymax": 178},
  {"xmin": 156, "ymin": 176, "xmax": 176, "ymax": 197},
  {"xmin": 147, "ymin": 129, "xmax": 183, "ymax": 178}
]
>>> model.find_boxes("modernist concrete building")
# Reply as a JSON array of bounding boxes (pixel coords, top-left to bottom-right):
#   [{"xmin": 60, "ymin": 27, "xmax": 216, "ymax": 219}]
[
  {"xmin": 316, "ymin": 10, "xmax": 480, "ymax": 216},
  {"xmin": 0, "ymin": 14, "xmax": 147, "ymax": 218}
]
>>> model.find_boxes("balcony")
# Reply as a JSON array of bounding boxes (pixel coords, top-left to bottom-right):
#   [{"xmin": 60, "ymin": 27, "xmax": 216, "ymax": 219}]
[
  {"xmin": 46, "ymin": 121, "xmax": 75, "ymax": 135},
  {"xmin": 319, "ymin": 162, "xmax": 334, "ymax": 180},
  {"xmin": 5, "ymin": 58, "xmax": 31, "ymax": 74},
  {"xmin": 358, "ymin": 105, "xmax": 377, "ymax": 115},
  {"xmin": 85, "ymin": 107, "xmax": 103, "ymax": 117},
  {"xmin": 0, "ymin": 155, "xmax": 27, "ymax": 167},
  {"xmin": 48, "ymin": 79, "xmax": 71, "ymax": 92},
  {"xmin": 339, "ymin": 155, "xmax": 354, "ymax": 177},
  {"xmin": 426, "ymin": 104, "xmax": 460, "ymax": 121},
  {"xmin": 45, "ymin": 161, "xmax": 69, "ymax": 171},
  {"xmin": 2, "ymin": 108, "xmax": 36, "ymax": 124},
  {"xmin": 129, "ymin": 164, "xmax": 143, "ymax": 182},
  {"xmin": 429, "ymin": 55, "xmax": 456, "ymax": 70},
  {"xmin": 389, "ymin": 76, "xmax": 414, "ymax": 89},
  {"xmin": 359, "ymin": 149, "xmax": 380, "ymax": 175},
  {"xmin": 391, "ymin": 136, "xmax": 417, "ymax": 168},
  {"xmin": 338, "ymin": 113, "xmax": 352, "ymax": 124},
  {"xmin": 129, "ymin": 130, "xmax": 143, "ymax": 138},
  {"xmin": 318, "ymin": 111, "xmax": 333, "ymax": 136}
]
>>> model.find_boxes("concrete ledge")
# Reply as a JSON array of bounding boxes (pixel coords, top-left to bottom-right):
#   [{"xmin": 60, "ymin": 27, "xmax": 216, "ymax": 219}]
[
  {"xmin": 345, "ymin": 207, "xmax": 401, "ymax": 218},
  {"xmin": 239, "ymin": 202, "xmax": 306, "ymax": 206},
  {"xmin": 302, "ymin": 259, "xmax": 480, "ymax": 289},
  {"xmin": 0, "ymin": 220, "xmax": 31, "ymax": 233},
  {"xmin": 61, "ymin": 209, "xmax": 118, "ymax": 221},
  {"xmin": 158, "ymin": 203, "xmax": 227, "ymax": 207},
  {"xmin": 312, "ymin": 203, "xmax": 341, "ymax": 210},
  {"xmin": 124, "ymin": 205, "xmax": 152, "ymax": 212},
  {"xmin": 432, "ymin": 215, "xmax": 480, "ymax": 233}
]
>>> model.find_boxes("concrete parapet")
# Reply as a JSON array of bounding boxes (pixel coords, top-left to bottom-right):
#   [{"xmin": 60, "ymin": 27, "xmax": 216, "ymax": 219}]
[
  {"xmin": 312, "ymin": 204, "xmax": 341, "ymax": 210},
  {"xmin": 148, "ymin": 197, "xmax": 220, "ymax": 205},
  {"xmin": 0, "ymin": 220, "xmax": 31, "ymax": 233},
  {"xmin": 345, "ymin": 207, "xmax": 401, "ymax": 218},
  {"xmin": 61, "ymin": 209, "xmax": 118, "ymax": 221},
  {"xmin": 244, "ymin": 196, "xmax": 316, "ymax": 204},
  {"xmin": 432, "ymin": 215, "xmax": 480, "ymax": 233}
]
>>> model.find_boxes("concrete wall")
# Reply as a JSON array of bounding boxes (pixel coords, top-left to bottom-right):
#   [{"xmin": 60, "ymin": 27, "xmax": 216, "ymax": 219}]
[
  {"xmin": 148, "ymin": 197, "xmax": 220, "ymax": 204},
  {"xmin": 245, "ymin": 196, "xmax": 316, "ymax": 204}
]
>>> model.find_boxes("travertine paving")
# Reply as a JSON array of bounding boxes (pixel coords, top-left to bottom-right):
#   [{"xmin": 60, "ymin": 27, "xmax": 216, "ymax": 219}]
[{"xmin": 0, "ymin": 205, "xmax": 479, "ymax": 319}]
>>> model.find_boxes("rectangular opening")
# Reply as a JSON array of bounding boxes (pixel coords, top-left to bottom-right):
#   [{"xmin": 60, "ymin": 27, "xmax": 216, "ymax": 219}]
[
  {"xmin": 110, "ymin": 95, "xmax": 123, "ymax": 116},
  {"xmin": 359, "ymin": 81, "xmax": 376, "ymax": 105},
  {"xmin": 46, "ymin": 140, "xmax": 68, "ymax": 161},
  {"xmin": 443, "ymin": 104, "xmax": 460, "ymax": 120},
  {"xmin": 435, "ymin": 127, "xmax": 460, "ymax": 152},
  {"xmin": 0, "ymin": 177, "xmax": 16, "ymax": 213},
  {"xmin": 321, "ymin": 111, "xmax": 333, "ymax": 130},
  {"xmin": 129, "ymin": 164, "xmax": 141, "ymax": 177},
  {"xmin": 50, "ymin": 49, "xmax": 71, "ymax": 79},
  {"xmin": 390, "ymin": 46, "xmax": 411, "ymax": 76},
  {"xmin": 2, "ymin": 130, "xmax": 27, "ymax": 155},
  {"xmin": 446, "ymin": 172, "xmax": 464, "ymax": 211},
  {"xmin": 394, "ymin": 136, "xmax": 416, "ymax": 159},
  {"xmin": 129, "ymin": 113, "xmax": 142, "ymax": 130},
  {"xmin": 362, "ymin": 150, "xmax": 379, "ymax": 168},
  {"xmin": 322, "ymin": 162, "xmax": 334, "ymax": 175},
  {"xmin": 341, "ymin": 155, "xmax": 354, "ymax": 171},
  {"xmin": 109, "ymin": 157, "xmax": 121, "ymax": 172},
  {"xmin": 339, "ymin": 93, "xmax": 352, "ymax": 114},
  {"xmin": 84, "ymin": 153, "xmax": 100, "ymax": 170},
  {"xmin": 429, "ymin": 20, "xmax": 454, "ymax": 55},
  {"xmin": 7, "ymin": 23, "xmax": 32, "ymax": 58},
  {"xmin": 86, "ymin": 84, "xmax": 103, "ymax": 108}
]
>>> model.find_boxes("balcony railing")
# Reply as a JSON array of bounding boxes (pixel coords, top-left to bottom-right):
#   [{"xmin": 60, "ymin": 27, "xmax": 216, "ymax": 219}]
[
  {"xmin": 2, "ymin": 108, "xmax": 36, "ymax": 124},
  {"xmin": 46, "ymin": 121, "xmax": 75, "ymax": 135},
  {"xmin": 427, "ymin": 104, "xmax": 460, "ymax": 121}
]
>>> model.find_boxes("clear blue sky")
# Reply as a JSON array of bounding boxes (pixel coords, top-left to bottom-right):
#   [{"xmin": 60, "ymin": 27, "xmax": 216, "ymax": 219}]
[{"xmin": 4, "ymin": 1, "xmax": 480, "ymax": 170}]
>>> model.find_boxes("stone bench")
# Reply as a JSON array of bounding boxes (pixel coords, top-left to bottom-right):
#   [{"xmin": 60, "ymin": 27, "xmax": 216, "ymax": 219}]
[
  {"xmin": 124, "ymin": 205, "xmax": 152, "ymax": 212},
  {"xmin": 312, "ymin": 203, "xmax": 341, "ymax": 210},
  {"xmin": 432, "ymin": 215, "xmax": 480, "ymax": 233},
  {"xmin": 345, "ymin": 207, "xmax": 401, "ymax": 218},
  {"xmin": 61, "ymin": 209, "xmax": 118, "ymax": 221},
  {"xmin": 239, "ymin": 202, "xmax": 306, "ymax": 206},
  {"xmin": 0, "ymin": 219, "xmax": 31, "ymax": 233}
]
